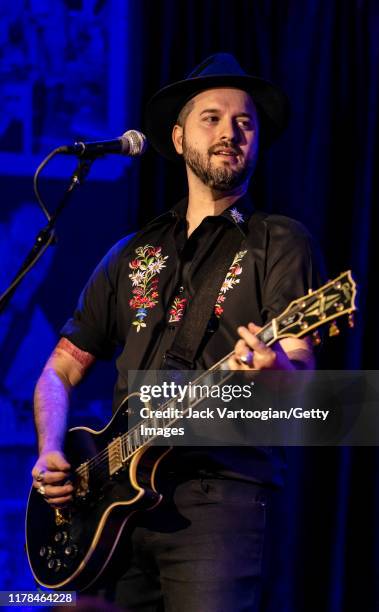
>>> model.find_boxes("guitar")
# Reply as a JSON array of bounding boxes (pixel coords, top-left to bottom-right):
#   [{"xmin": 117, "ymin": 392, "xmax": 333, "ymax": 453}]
[{"xmin": 25, "ymin": 270, "xmax": 357, "ymax": 591}]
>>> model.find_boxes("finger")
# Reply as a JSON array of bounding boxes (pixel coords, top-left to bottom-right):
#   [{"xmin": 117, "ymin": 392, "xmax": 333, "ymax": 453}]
[
  {"xmin": 32, "ymin": 458, "xmax": 70, "ymax": 475},
  {"xmin": 42, "ymin": 483, "xmax": 74, "ymax": 498},
  {"xmin": 32, "ymin": 468, "xmax": 67, "ymax": 481},
  {"xmin": 237, "ymin": 326, "xmax": 270, "ymax": 355},
  {"xmin": 45, "ymin": 456, "xmax": 71, "ymax": 471},
  {"xmin": 247, "ymin": 322, "xmax": 262, "ymax": 334},
  {"xmin": 234, "ymin": 338, "xmax": 250, "ymax": 358},
  {"xmin": 40, "ymin": 472, "xmax": 73, "ymax": 485},
  {"xmin": 48, "ymin": 496, "xmax": 73, "ymax": 507},
  {"xmin": 32, "ymin": 480, "xmax": 73, "ymax": 495},
  {"xmin": 33, "ymin": 468, "xmax": 45, "ymax": 482},
  {"xmin": 32, "ymin": 466, "xmax": 45, "ymax": 480},
  {"xmin": 234, "ymin": 343, "xmax": 254, "ymax": 368},
  {"xmin": 32, "ymin": 469, "xmax": 69, "ymax": 485},
  {"xmin": 228, "ymin": 354, "xmax": 251, "ymax": 371}
]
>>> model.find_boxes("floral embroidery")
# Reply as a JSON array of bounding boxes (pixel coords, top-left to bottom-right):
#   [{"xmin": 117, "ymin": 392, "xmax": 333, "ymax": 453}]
[
  {"xmin": 229, "ymin": 207, "xmax": 244, "ymax": 224},
  {"xmin": 129, "ymin": 245, "xmax": 168, "ymax": 332},
  {"xmin": 168, "ymin": 295, "xmax": 188, "ymax": 323},
  {"xmin": 214, "ymin": 250, "xmax": 247, "ymax": 318},
  {"xmin": 167, "ymin": 250, "xmax": 248, "ymax": 325}
]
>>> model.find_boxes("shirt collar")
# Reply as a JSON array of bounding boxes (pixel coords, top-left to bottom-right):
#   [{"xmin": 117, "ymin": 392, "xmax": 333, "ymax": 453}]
[
  {"xmin": 220, "ymin": 194, "xmax": 253, "ymax": 236},
  {"xmin": 143, "ymin": 194, "xmax": 253, "ymax": 236}
]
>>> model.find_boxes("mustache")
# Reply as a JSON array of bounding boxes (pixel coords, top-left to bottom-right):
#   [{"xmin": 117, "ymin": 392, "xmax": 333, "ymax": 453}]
[{"xmin": 208, "ymin": 142, "xmax": 242, "ymax": 156}]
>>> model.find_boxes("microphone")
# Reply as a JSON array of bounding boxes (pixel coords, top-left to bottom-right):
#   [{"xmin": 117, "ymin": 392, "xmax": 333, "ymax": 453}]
[{"xmin": 57, "ymin": 130, "xmax": 147, "ymax": 158}]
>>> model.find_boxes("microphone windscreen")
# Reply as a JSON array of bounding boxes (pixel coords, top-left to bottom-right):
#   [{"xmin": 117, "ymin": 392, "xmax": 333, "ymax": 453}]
[{"xmin": 121, "ymin": 130, "xmax": 148, "ymax": 156}]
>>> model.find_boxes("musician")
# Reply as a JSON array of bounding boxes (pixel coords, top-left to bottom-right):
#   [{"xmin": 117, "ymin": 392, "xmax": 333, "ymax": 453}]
[{"xmin": 31, "ymin": 54, "xmax": 322, "ymax": 611}]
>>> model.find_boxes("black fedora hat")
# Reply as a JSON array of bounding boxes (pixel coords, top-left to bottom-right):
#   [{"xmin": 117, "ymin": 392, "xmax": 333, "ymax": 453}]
[{"xmin": 145, "ymin": 53, "xmax": 290, "ymax": 162}]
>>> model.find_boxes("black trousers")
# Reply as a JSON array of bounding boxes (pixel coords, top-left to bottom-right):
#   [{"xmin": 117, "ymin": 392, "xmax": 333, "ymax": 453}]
[{"xmin": 110, "ymin": 477, "xmax": 270, "ymax": 612}]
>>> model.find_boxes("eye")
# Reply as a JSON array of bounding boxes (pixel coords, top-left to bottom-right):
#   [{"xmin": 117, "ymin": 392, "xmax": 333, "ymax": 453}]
[
  {"xmin": 237, "ymin": 118, "xmax": 253, "ymax": 130},
  {"xmin": 203, "ymin": 115, "xmax": 219, "ymax": 123}
]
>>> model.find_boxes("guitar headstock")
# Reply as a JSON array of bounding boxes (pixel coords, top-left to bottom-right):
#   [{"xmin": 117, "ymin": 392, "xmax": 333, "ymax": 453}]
[{"xmin": 274, "ymin": 271, "xmax": 357, "ymax": 341}]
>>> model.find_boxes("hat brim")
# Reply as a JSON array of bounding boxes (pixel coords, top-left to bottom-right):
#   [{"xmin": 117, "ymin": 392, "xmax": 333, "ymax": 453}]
[{"xmin": 145, "ymin": 74, "xmax": 290, "ymax": 162}]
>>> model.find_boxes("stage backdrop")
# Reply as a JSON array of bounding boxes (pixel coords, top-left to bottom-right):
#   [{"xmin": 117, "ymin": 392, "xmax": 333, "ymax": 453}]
[{"xmin": 0, "ymin": 1, "xmax": 378, "ymax": 610}]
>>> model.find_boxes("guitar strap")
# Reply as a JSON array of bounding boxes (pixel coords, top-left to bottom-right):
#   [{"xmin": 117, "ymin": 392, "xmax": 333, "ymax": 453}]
[{"xmin": 162, "ymin": 211, "xmax": 268, "ymax": 370}]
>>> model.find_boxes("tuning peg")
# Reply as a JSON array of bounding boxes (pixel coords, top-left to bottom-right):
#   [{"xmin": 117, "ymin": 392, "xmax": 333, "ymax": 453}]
[
  {"xmin": 329, "ymin": 321, "xmax": 340, "ymax": 337},
  {"xmin": 311, "ymin": 331, "xmax": 321, "ymax": 346},
  {"xmin": 348, "ymin": 313, "xmax": 355, "ymax": 328}
]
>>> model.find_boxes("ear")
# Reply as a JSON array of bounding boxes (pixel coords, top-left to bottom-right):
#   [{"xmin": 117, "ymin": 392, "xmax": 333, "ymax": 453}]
[{"xmin": 172, "ymin": 124, "xmax": 184, "ymax": 154}]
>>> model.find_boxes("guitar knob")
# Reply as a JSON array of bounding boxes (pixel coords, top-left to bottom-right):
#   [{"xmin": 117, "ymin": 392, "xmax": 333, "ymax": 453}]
[
  {"xmin": 54, "ymin": 559, "xmax": 62, "ymax": 572},
  {"xmin": 311, "ymin": 331, "xmax": 321, "ymax": 346},
  {"xmin": 47, "ymin": 558, "xmax": 62, "ymax": 572},
  {"xmin": 64, "ymin": 545, "xmax": 78, "ymax": 558},
  {"xmin": 54, "ymin": 531, "xmax": 68, "ymax": 545},
  {"xmin": 348, "ymin": 313, "xmax": 355, "ymax": 328},
  {"xmin": 329, "ymin": 321, "xmax": 340, "ymax": 337},
  {"xmin": 39, "ymin": 546, "xmax": 53, "ymax": 559}
]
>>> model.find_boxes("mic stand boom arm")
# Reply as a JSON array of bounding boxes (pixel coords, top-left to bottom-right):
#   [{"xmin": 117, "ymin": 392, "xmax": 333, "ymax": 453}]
[{"xmin": 0, "ymin": 157, "xmax": 93, "ymax": 315}]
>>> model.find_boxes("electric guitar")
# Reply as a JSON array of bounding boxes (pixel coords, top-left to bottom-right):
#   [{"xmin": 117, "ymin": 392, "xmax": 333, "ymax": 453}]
[{"xmin": 25, "ymin": 271, "xmax": 357, "ymax": 591}]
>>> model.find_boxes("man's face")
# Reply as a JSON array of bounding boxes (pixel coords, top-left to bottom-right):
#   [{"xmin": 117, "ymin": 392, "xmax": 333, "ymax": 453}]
[{"xmin": 173, "ymin": 88, "xmax": 259, "ymax": 191}]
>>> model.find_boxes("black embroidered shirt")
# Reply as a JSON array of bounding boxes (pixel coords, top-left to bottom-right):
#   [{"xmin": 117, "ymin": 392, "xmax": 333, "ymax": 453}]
[{"xmin": 61, "ymin": 195, "xmax": 324, "ymax": 485}]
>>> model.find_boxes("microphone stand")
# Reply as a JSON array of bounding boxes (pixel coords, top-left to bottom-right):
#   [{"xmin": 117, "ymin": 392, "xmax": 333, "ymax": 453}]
[{"xmin": 0, "ymin": 157, "xmax": 93, "ymax": 315}]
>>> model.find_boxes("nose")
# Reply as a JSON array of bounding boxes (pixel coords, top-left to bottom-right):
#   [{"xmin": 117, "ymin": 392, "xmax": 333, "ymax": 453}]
[{"xmin": 219, "ymin": 117, "xmax": 241, "ymax": 143}]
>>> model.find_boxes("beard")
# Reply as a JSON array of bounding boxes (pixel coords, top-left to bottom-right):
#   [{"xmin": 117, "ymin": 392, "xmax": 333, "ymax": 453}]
[{"xmin": 182, "ymin": 135, "xmax": 256, "ymax": 192}]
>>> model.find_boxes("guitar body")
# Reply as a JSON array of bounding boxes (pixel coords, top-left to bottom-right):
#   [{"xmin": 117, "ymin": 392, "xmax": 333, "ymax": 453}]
[{"xmin": 26, "ymin": 400, "xmax": 171, "ymax": 591}]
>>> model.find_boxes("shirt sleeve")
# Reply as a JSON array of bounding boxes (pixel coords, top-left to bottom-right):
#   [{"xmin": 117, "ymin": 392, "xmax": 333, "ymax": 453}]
[
  {"xmin": 261, "ymin": 216, "xmax": 326, "ymax": 324},
  {"xmin": 60, "ymin": 233, "xmax": 135, "ymax": 359}
]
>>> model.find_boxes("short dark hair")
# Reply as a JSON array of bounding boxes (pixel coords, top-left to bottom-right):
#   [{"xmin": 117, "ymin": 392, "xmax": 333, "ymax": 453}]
[{"xmin": 176, "ymin": 98, "xmax": 195, "ymax": 127}]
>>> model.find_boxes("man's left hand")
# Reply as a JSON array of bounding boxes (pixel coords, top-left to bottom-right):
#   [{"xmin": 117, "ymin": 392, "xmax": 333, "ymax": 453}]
[{"xmin": 228, "ymin": 322, "xmax": 308, "ymax": 371}]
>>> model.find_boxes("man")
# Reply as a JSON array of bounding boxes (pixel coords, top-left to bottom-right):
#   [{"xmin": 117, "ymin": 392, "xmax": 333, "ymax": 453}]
[{"xmin": 31, "ymin": 54, "xmax": 322, "ymax": 610}]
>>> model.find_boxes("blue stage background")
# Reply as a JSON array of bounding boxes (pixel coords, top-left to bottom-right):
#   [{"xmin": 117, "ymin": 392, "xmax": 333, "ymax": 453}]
[{"xmin": 0, "ymin": 1, "xmax": 378, "ymax": 610}]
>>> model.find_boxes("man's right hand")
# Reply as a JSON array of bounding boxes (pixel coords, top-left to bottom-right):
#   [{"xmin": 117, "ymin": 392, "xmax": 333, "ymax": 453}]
[{"xmin": 31, "ymin": 450, "xmax": 74, "ymax": 508}]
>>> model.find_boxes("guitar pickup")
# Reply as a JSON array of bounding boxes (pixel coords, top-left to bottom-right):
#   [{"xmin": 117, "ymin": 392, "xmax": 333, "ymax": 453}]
[
  {"xmin": 76, "ymin": 462, "xmax": 90, "ymax": 498},
  {"xmin": 108, "ymin": 437, "xmax": 123, "ymax": 475}
]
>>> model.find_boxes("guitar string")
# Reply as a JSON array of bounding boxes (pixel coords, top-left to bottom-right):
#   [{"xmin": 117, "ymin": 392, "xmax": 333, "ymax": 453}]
[
  {"xmin": 74, "ymin": 350, "xmax": 237, "ymax": 480},
  {"xmin": 75, "ymin": 358, "xmax": 235, "ymax": 481},
  {"xmin": 75, "ymin": 368, "xmax": 239, "ymax": 483}
]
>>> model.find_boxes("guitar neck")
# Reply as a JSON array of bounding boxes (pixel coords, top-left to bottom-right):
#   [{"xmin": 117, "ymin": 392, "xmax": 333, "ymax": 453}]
[
  {"xmin": 117, "ymin": 319, "xmax": 277, "ymax": 457},
  {"xmin": 76, "ymin": 271, "xmax": 357, "ymax": 485}
]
